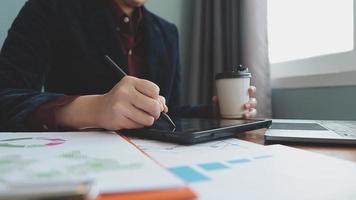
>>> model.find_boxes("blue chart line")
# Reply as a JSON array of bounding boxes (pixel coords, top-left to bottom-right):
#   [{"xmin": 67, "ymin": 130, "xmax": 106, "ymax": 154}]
[
  {"xmin": 198, "ymin": 162, "xmax": 229, "ymax": 171},
  {"xmin": 254, "ymin": 155, "xmax": 273, "ymax": 160},
  {"xmin": 227, "ymin": 158, "xmax": 251, "ymax": 164},
  {"xmin": 169, "ymin": 166, "xmax": 210, "ymax": 183}
]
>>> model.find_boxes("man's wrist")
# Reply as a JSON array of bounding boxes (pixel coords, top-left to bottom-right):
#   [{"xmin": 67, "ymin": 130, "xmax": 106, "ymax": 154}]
[{"xmin": 55, "ymin": 95, "xmax": 104, "ymax": 130}]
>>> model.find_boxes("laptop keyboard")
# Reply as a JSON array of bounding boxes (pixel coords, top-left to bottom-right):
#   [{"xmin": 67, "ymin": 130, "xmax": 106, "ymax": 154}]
[{"xmin": 317, "ymin": 121, "xmax": 356, "ymax": 137}]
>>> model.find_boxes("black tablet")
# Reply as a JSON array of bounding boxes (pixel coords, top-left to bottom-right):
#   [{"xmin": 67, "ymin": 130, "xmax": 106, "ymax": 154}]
[{"xmin": 123, "ymin": 118, "xmax": 272, "ymax": 144}]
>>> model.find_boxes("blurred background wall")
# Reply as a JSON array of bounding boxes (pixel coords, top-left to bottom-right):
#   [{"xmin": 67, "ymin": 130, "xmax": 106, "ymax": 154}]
[
  {"xmin": 146, "ymin": 0, "xmax": 193, "ymax": 106},
  {"xmin": 0, "ymin": 0, "xmax": 25, "ymax": 48},
  {"xmin": 273, "ymin": 86, "xmax": 356, "ymax": 120}
]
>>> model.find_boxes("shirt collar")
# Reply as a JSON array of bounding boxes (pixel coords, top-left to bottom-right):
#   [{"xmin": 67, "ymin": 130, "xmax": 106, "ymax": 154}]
[{"xmin": 113, "ymin": 2, "xmax": 143, "ymax": 26}]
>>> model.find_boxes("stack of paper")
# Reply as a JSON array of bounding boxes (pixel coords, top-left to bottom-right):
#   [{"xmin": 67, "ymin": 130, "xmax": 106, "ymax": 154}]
[
  {"xmin": 0, "ymin": 132, "xmax": 196, "ymax": 200},
  {"xmin": 2, "ymin": 131, "xmax": 356, "ymax": 200},
  {"xmin": 131, "ymin": 138, "xmax": 356, "ymax": 200}
]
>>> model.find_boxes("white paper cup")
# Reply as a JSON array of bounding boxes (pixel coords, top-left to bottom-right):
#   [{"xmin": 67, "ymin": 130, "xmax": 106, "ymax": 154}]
[{"xmin": 216, "ymin": 70, "xmax": 251, "ymax": 118}]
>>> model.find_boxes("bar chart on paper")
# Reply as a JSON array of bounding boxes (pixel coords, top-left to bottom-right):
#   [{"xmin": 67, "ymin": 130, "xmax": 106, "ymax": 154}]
[
  {"xmin": 167, "ymin": 155, "xmax": 273, "ymax": 184},
  {"xmin": 131, "ymin": 138, "xmax": 273, "ymax": 183}
]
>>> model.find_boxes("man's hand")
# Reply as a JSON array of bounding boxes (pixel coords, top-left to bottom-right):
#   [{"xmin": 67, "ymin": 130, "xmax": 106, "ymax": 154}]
[
  {"xmin": 212, "ymin": 86, "xmax": 258, "ymax": 119},
  {"xmin": 97, "ymin": 76, "xmax": 168, "ymax": 130},
  {"xmin": 55, "ymin": 76, "xmax": 168, "ymax": 130},
  {"xmin": 243, "ymin": 86, "xmax": 257, "ymax": 119}
]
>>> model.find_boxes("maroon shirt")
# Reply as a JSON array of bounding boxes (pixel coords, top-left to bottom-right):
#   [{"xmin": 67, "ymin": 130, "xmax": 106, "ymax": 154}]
[
  {"xmin": 114, "ymin": 3, "xmax": 146, "ymax": 77},
  {"xmin": 28, "ymin": 4, "xmax": 146, "ymax": 130}
]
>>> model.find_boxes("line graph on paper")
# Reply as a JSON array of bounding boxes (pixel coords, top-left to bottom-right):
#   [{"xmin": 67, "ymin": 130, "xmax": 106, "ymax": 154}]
[{"xmin": 131, "ymin": 138, "xmax": 262, "ymax": 154}]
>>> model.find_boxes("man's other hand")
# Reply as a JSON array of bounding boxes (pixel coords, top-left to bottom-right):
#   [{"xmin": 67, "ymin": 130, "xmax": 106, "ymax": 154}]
[
  {"xmin": 212, "ymin": 86, "xmax": 258, "ymax": 119},
  {"xmin": 243, "ymin": 86, "xmax": 257, "ymax": 119}
]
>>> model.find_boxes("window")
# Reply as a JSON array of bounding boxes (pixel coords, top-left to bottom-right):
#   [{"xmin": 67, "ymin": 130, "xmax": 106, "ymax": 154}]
[
  {"xmin": 268, "ymin": 0, "xmax": 354, "ymax": 64},
  {"xmin": 268, "ymin": 0, "xmax": 356, "ymax": 88}
]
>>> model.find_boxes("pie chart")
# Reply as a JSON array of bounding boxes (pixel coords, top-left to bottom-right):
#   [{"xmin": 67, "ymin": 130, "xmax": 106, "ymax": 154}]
[{"xmin": 0, "ymin": 137, "xmax": 66, "ymax": 148}]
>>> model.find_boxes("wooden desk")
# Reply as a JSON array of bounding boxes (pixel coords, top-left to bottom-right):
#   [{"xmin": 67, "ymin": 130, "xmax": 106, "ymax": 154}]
[{"xmin": 236, "ymin": 129, "xmax": 356, "ymax": 162}]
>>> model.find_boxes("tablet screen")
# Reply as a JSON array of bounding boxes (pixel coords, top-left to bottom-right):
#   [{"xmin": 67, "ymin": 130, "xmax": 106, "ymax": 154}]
[{"xmin": 148, "ymin": 118, "xmax": 259, "ymax": 133}]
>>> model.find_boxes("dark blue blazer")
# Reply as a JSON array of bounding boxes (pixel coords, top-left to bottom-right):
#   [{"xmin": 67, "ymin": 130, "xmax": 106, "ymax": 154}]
[{"xmin": 0, "ymin": 0, "xmax": 188, "ymax": 131}]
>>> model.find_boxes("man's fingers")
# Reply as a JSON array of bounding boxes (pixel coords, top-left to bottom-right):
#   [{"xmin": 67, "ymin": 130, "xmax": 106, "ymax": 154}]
[
  {"xmin": 248, "ymin": 86, "xmax": 257, "ymax": 96},
  {"xmin": 125, "ymin": 105, "xmax": 155, "ymax": 127},
  {"xmin": 158, "ymin": 96, "xmax": 169, "ymax": 113},
  {"xmin": 158, "ymin": 96, "xmax": 165, "ymax": 112},
  {"xmin": 243, "ymin": 108, "xmax": 257, "ymax": 119},
  {"xmin": 212, "ymin": 96, "xmax": 219, "ymax": 105},
  {"xmin": 134, "ymin": 79, "xmax": 160, "ymax": 99},
  {"xmin": 159, "ymin": 96, "xmax": 166, "ymax": 105},
  {"xmin": 131, "ymin": 91, "xmax": 161, "ymax": 119},
  {"xmin": 244, "ymin": 88, "xmax": 257, "ymax": 118},
  {"xmin": 116, "ymin": 116, "xmax": 145, "ymax": 130},
  {"xmin": 244, "ymin": 98, "xmax": 257, "ymax": 109}
]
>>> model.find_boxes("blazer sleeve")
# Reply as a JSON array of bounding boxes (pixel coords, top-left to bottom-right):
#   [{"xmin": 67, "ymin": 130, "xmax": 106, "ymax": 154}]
[{"xmin": 0, "ymin": 0, "xmax": 65, "ymax": 131}]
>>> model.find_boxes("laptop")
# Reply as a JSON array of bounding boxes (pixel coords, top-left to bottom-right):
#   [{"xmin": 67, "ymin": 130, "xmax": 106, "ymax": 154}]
[{"xmin": 265, "ymin": 119, "xmax": 356, "ymax": 144}]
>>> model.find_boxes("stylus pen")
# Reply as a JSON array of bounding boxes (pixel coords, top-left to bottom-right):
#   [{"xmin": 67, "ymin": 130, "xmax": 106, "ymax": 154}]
[{"xmin": 104, "ymin": 55, "xmax": 176, "ymax": 128}]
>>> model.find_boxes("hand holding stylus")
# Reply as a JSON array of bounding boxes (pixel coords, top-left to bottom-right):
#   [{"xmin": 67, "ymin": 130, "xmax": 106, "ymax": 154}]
[
  {"xmin": 104, "ymin": 55, "xmax": 176, "ymax": 129},
  {"xmin": 95, "ymin": 75, "xmax": 169, "ymax": 130},
  {"xmin": 55, "ymin": 57, "xmax": 172, "ymax": 131}
]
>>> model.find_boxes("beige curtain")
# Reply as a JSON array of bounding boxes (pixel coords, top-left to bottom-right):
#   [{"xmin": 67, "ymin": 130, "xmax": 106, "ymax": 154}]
[{"xmin": 185, "ymin": 0, "xmax": 271, "ymax": 118}]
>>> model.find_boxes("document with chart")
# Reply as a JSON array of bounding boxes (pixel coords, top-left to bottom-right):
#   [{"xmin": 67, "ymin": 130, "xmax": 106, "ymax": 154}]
[
  {"xmin": 131, "ymin": 138, "xmax": 356, "ymax": 200},
  {"xmin": 0, "ymin": 132, "xmax": 185, "ymax": 194}
]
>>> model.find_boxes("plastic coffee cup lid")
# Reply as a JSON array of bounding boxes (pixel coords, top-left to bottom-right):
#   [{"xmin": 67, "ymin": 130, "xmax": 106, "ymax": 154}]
[{"xmin": 215, "ymin": 65, "xmax": 252, "ymax": 79}]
